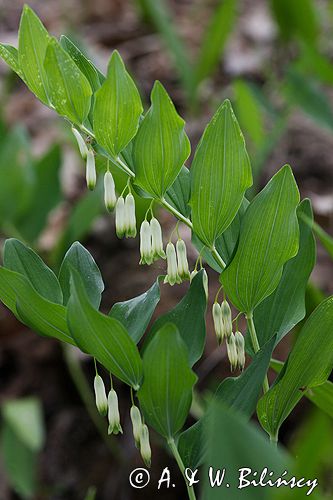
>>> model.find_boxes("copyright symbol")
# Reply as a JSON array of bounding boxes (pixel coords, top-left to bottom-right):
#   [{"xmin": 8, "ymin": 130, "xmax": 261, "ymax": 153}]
[{"xmin": 129, "ymin": 468, "xmax": 150, "ymax": 489}]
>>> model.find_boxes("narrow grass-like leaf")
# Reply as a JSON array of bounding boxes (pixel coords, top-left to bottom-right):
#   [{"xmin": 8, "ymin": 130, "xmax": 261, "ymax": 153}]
[
  {"xmin": 0, "ymin": 44, "xmax": 25, "ymax": 80},
  {"xmin": 258, "ymin": 296, "xmax": 333, "ymax": 439},
  {"xmin": 18, "ymin": 5, "xmax": 50, "ymax": 104},
  {"xmin": 133, "ymin": 81, "xmax": 190, "ymax": 198},
  {"xmin": 44, "ymin": 38, "xmax": 92, "ymax": 125},
  {"xmin": 3, "ymin": 238, "xmax": 63, "ymax": 304},
  {"xmin": 233, "ymin": 79, "xmax": 265, "ymax": 149},
  {"xmin": 93, "ymin": 51, "xmax": 142, "ymax": 157},
  {"xmin": 0, "ymin": 267, "xmax": 74, "ymax": 345},
  {"xmin": 138, "ymin": 323, "xmax": 197, "ymax": 438},
  {"xmin": 190, "ymin": 99, "xmax": 252, "ymax": 247},
  {"xmin": 195, "ymin": 0, "xmax": 236, "ymax": 85},
  {"xmin": 67, "ymin": 270, "xmax": 142, "ymax": 389},
  {"xmin": 59, "ymin": 242, "xmax": 104, "ymax": 308},
  {"xmin": 109, "ymin": 278, "xmax": 160, "ymax": 344},
  {"xmin": 270, "ymin": 0, "xmax": 318, "ymax": 44},
  {"xmin": 144, "ymin": 271, "xmax": 207, "ymax": 366},
  {"xmin": 221, "ymin": 165, "xmax": 300, "ymax": 313},
  {"xmin": 251, "ymin": 199, "xmax": 315, "ymax": 350}
]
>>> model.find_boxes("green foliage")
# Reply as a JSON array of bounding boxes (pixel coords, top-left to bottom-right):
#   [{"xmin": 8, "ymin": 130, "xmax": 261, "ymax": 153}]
[
  {"xmin": 258, "ymin": 296, "xmax": 333, "ymax": 439},
  {"xmin": 138, "ymin": 323, "xmax": 197, "ymax": 438},
  {"xmin": 133, "ymin": 81, "xmax": 190, "ymax": 198},
  {"xmin": 94, "ymin": 51, "xmax": 142, "ymax": 157},
  {"xmin": 221, "ymin": 165, "xmax": 300, "ymax": 313},
  {"xmin": 190, "ymin": 99, "xmax": 252, "ymax": 247}
]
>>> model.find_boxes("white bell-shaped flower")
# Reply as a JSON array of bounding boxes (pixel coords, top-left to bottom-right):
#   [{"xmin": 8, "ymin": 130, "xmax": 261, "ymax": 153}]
[
  {"xmin": 212, "ymin": 302, "xmax": 224, "ymax": 345},
  {"xmin": 164, "ymin": 242, "xmax": 181, "ymax": 286},
  {"xmin": 202, "ymin": 269, "xmax": 209, "ymax": 300},
  {"xmin": 139, "ymin": 424, "xmax": 151, "ymax": 468},
  {"xmin": 176, "ymin": 239, "xmax": 190, "ymax": 280},
  {"xmin": 221, "ymin": 300, "xmax": 232, "ymax": 338},
  {"xmin": 93, "ymin": 374, "xmax": 108, "ymax": 416},
  {"xmin": 115, "ymin": 196, "xmax": 126, "ymax": 238},
  {"xmin": 226, "ymin": 333, "xmax": 238, "ymax": 371},
  {"xmin": 235, "ymin": 330, "xmax": 246, "ymax": 371},
  {"xmin": 104, "ymin": 171, "xmax": 117, "ymax": 212},
  {"xmin": 107, "ymin": 389, "xmax": 123, "ymax": 435},
  {"xmin": 130, "ymin": 405, "xmax": 143, "ymax": 448},
  {"xmin": 124, "ymin": 193, "xmax": 136, "ymax": 238},
  {"xmin": 140, "ymin": 220, "xmax": 153, "ymax": 265},
  {"xmin": 72, "ymin": 127, "xmax": 88, "ymax": 159},
  {"xmin": 150, "ymin": 217, "xmax": 166, "ymax": 260},
  {"xmin": 86, "ymin": 149, "xmax": 96, "ymax": 190}
]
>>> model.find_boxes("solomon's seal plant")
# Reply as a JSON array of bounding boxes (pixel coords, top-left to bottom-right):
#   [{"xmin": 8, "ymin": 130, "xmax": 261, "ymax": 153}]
[{"xmin": 1, "ymin": 6, "xmax": 333, "ymax": 499}]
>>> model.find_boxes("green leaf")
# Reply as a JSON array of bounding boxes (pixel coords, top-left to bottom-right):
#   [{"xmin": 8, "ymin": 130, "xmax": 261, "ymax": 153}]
[
  {"xmin": 16, "ymin": 145, "xmax": 62, "ymax": 242},
  {"xmin": 3, "ymin": 238, "xmax": 63, "ymax": 304},
  {"xmin": 303, "ymin": 215, "xmax": 333, "ymax": 260},
  {"xmin": 0, "ymin": 43, "xmax": 25, "ymax": 80},
  {"xmin": 215, "ymin": 335, "xmax": 276, "ymax": 417},
  {"xmin": 2, "ymin": 398, "xmax": 45, "ymax": 452},
  {"xmin": 138, "ymin": 323, "xmax": 197, "ymax": 438},
  {"xmin": 18, "ymin": 5, "xmax": 50, "ymax": 104},
  {"xmin": 178, "ymin": 336, "xmax": 276, "ymax": 469},
  {"xmin": 144, "ymin": 271, "xmax": 207, "ymax": 366},
  {"xmin": 164, "ymin": 165, "xmax": 191, "ymax": 218},
  {"xmin": 67, "ymin": 270, "xmax": 142, "ymax": 389},
  {"xmin": 60, "ymin": 35, "xmax": 102, "ymax": 92},
  {"xmin": 0, "ymin": 267, "xmax": 74, "ymax": 345},
  {"xmin": 233, "ymin": 79, "xmax": 265, "ymax": 149},
  {"xmin": 221, "ymin": 165, "xmax": 300, "ymax": 313},
  {"xmin": 133, "ymin": 81, "xmax": 190, "ymax": 198},
  {"xmin": 93, "ymin": 51, "xmax": 142, "ymax": 157},
  {"xmin": 202, "ymin": 401, "xmax": 289, "ymax": 500},
  {"xmin": 109, "ymin": 278, "xmax": 160, "ymax": 344},
  {"xmin": 195, "ymin": 0, "xmax": 236, "ymax": 85},
  {"xmin": 250, "ymin": 199, "xmax": 315, "ymax": 351},
  {"xmin": 190, "ymin": 99, "xmax": 252, "ymax": 247},
  {"xmin": 270, "ymin": 0, "xmax": 318, "ymax": 44},
  {"xmin": 44, "ymin": 38, "xmax": 92, "ymax": 125},
  {"xmin": 59, "ymin": 242, "xmax": 104, "ymax": 308},
  {"xmin": 258, "ymin": 296, "xmax": 333, "ymax": 439}
]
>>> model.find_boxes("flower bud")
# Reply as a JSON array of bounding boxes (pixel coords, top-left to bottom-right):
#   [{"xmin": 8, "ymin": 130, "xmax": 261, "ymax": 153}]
[
  {"xmin": 202, "ymin": 269, "xmax": 209, "ymax": 300},
  {"xmin": 124, "ymin": 193, "xmax": 137, "ymax": 238},
  {"xmin": 176, "ymin": 239, "xmax": 190, "ymax": 280},
  {"xmin": 93, "ymin": 374, "xmax": 108, "ymax": 416},
  {"xmin": 150, "ymin": 217, "xmax": 166, "ymax": 260},
  {"xmin": 115, "ymin": 196, "xmax": 126, "ymax": 238},
  {"xmin": 140, "ymin": 220, "xmax": 153, "ymax": 265},
  {"xmin": 221, "ymin": 300, "xmax": 232, "ymax": 338},
  {"xmin": 190, "ymin": 269, "xmax": 198, "ymax": 282},
  {"xmin": 212, "ymin": 302, "xmax": 224, "ymax": 345},
  {"xmin": 164, "ymin": 242, "xmax": 181, "ymax": 286},
  {"xmin": 226, "ymin": 333, "xmax": 238, "ymax": 371},
  {"xmin": 235, "ymin": 330, "xmax": 246, "ymax": 371},
  {"xmin": 72, "ymin": 127, "xmax": 88, "ymax": 159},
  {"xmin": 139, "ymin": 424, "xmax": 151, "ymax": 468},
  {"xmin": 104, "ymin": 171, "xmax": 117, "ymax": 211},
  {"xmin": 130, "ymin": 405, "xmax": 143, "ymax": 448},
  {"xmin": 86, "ymin": 149, "xmax": 96, "ymax": 190},
  {"xmin": 107, "ymin": 389, "xmax": 123, "ymax": 435}
]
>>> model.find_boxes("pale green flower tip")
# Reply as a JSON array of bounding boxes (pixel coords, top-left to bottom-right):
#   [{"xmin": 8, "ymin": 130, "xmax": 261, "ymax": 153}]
[
  {"xmin": 93, "ymin": 374, "xmax": 108, "ymax": 416},
  {"xmin": 108, "ymin": 422, "xmax": 123, "ymax": 435}
]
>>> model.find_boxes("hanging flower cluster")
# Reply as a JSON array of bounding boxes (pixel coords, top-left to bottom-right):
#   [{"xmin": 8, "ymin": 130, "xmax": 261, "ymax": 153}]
[
  {"xmin": 93, "ymin": 370, "xmax": 151, "ymax": 466},
  {"xmin": 212, "ymin": 295, "xmax": 246, "ymax": 371}
]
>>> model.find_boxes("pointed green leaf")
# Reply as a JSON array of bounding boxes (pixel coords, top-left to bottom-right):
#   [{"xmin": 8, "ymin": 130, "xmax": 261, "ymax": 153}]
[
  {"xmin": 221, "ymin": 165, "xmax": 300, "ymax": 312},
  {"xmin": 0, "ymin": 267, "xmax": 74, "ymax": 345},
  {"xmin": 258, "ymin": 296, "xmax": 333, "ymax": 439},
  {"xmin": 3, "ymin": 239, "xmax": 63, "ymax": 304},
  {"xmin": 133, "ymin": 81, "xmax": 190, "ymax": 198},
  {"xmin": 164, "ymin": 165, "xmax": 191, "ymax": 218},
  {"xmin": 138, "ymin": 323, "xmax": 197, "ymax": 438},
  {"xmin": 0, "ymin": 43, "xmax": 25, "ymax": 80},
  {"xmin": 18, "ymin": 5, "xmax": 50, "ymax": 104},
  {"xmin": 109, "ymin": 278, "xmax": 160, "ymax": 344},
  {"xmin": 93, "ymin": 51, "xmax": 142, "ymax": 157},
  {"xmin": 202, "ymin": 401, "xmax": 289, "ymax": 500},
  {"xmin": 144, "ymin": 271, "xmax": 207, "ymax": 366},
  {"xmin": 59, "ymin": 242, "xmax": 104, "ymax": 308},
  {"xmin": 190, "ymin": 99, "xmax": 252, "ymax": 247},
  {"xmin": 178, "ymin": 335, "xmax": 276, "ymax": 469},
  {"xmin": 250, "ymin": 199, "xmax": 315, "ymax": 351},
  {"xmin": 67, "ymin": 270, "xmax": 142, "ymax": 389},
  {"xmin": 44, "ymin": 38, "xmax": 92, "ymax": 125}
]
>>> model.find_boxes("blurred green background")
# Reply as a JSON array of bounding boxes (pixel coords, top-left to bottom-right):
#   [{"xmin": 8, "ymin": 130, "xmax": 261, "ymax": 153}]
[{"xmin": 0, "ymin": 0, "xmax": 333, "ymax": 498}]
